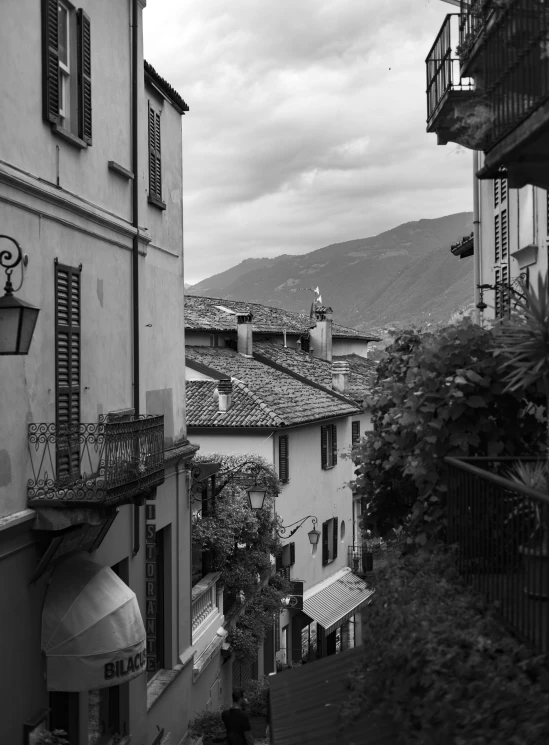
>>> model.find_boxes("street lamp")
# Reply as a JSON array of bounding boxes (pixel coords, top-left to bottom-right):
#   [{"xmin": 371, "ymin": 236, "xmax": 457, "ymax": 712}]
[
  {"xmin": 247, "ymin": 487, "xmax": 267, "ymax": 511},
  {"xmin": 307, "ymin": 520, "xmax": 320, "ymax": 546},
  {"xmin": 0, "ymin": 235, "xmax": 39, "ymax": 355},
  {"xmin": 276, "ymin": 515, "xmax": 319, "ymax": 545}
]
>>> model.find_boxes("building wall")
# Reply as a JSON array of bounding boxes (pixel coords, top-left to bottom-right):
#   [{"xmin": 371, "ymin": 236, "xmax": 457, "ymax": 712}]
[
  {"xmin": 477, "ymin": 153, "xmax": 548, "ymax": 321},
  {"xmin": 0, "ymin": 1, "xmax": 194, "ymax": 742}
]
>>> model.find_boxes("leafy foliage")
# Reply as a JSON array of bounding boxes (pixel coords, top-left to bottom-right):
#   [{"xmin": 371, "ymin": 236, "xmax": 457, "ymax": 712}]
[
  {"xmin": 35, "ymin": 732, "xmax": 69, "ymax": 745},
  {"xmin": 340, "ymin": 545, "xmax": 549, "ymax": 745},
  {"xmin": 192, "ymin": 453, "xmax": 289, "ymax": 660},
  {"xmin": 352, "ymin": 320, "xmax": 544, "ymax": 544},
  {"xmin": 188, "ymin": 709, "xmax": 226, "ymax": 743},
  {"xmin": 245, "ymin": 676, "xmax": 270, "ymax": 717}
]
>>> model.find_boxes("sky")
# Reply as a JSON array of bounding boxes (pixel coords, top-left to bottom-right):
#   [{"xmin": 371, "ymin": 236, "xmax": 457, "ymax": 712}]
[{"xmin": 143, "ymin": 0, "xmax": 472, "ymax": 285}]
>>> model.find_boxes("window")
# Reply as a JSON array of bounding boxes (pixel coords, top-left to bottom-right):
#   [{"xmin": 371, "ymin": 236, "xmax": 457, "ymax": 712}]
[
  {"xmin": 55, "ymin": 262, "xmax": 81, "ymax": 483},
  {"xmin": 148, "ymin": 102, "xmax": 165, "ymax": 209},
  {"xmin": 42, "ymin": 0, "xmax": 92, "ymax": 144},
  {"xmin": 493, "ymin": 177, "xmax": 510, "ymax": 319},
  {"xmin": 322, "ymin": 517, "xmax": 339, "ymax": 565},
  {"xmin": 321, "ymin": 425, "xmax": 337, "ymax": 469},
  {"xmin": 88, "ymin": 687, "xmax": 124, "ymax": 744},
  {"xmin": 49, "ymin": 692, "xmax": 79, "ymax": 744},
  {"xmin": 351, "ymin": 421, "xmax": 360, "ymax": 445},
  {"xmin": 146, "ymin": 526, "xmax": 166, "ymax": 679},
  {"xmin": 279, "ymin": 435, "xmax": 289, "ymax": 483}
]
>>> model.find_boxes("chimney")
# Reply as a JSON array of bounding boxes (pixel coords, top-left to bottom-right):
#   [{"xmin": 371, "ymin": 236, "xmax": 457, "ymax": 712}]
[
  {"xmin": 296, "ymin": 338, "xmax": 302, "ymax": 353},
  {"xmin": 217, "ymin": 378, "xmax": 233, "ymax": 413},
  {"xmin": 309, "ymin": 306, "xmax": 333, "ymax": 362},
  {"xmin": 332, "ymin": 360, "xmax": 350, "ymax": 394},
  {"xmin": 237, "ymin": 312, "xmax": 253, "ymax": 356}
]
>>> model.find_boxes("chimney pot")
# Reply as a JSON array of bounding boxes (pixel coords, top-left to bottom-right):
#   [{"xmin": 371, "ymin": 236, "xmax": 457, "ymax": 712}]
[
  {"xmin": 217, "ymin": 378, "xmax": 233, "ymax": 413},
  {"xmin": 332, "ymin": 360, "xmax": 350, "ymax": 393},
  {"xmin": 236, "ymin": 312, "xmax": 253, "ymax": 356},
  {"xmin": 310, "ymin": 305, "xmax": 333, "ymax": 362}
]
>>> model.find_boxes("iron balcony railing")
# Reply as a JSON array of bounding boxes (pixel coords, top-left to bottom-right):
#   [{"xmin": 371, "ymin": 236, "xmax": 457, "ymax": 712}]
[
  {"xmin": 458, "ymin": 0, "xmax": 549, "ymax": 150},
  {"xmin": 446, "ymin": 456, "xmax": 549, "ymax": 655},
  {"xmin": 426, "ymin": 14, "xmax": 475, "ymax": 127},
  {"xmin": 27, "ymin": 414, "xmax": 165, "ymax": 505}
]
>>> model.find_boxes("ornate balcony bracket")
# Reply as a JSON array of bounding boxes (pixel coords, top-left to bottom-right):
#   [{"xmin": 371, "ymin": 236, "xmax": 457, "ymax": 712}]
[{"xmin": 27, "ymin": 415, "xmax": 165, "ymax": 507}]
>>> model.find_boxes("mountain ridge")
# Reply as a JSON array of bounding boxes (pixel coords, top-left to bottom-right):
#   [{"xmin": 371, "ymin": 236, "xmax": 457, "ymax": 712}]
[{"xmin": 188, "ymin": 212, "xmax": 475, "ymax": 330}]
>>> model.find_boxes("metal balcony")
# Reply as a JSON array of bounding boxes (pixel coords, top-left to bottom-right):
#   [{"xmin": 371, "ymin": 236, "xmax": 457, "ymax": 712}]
[
  {"xmin": 426, "ymin": 14, "xmax": 477, "ymax": 147},
  {"xmin": 446, "ymin": 456, "xmax": 549, "ymax": 655},
  {"xmin": 27, "ymin": 415, "xmax": 165, "ymax": 506}
]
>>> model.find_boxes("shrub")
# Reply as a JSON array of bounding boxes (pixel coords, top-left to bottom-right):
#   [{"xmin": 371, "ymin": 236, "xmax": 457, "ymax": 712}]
[
  {"xmin": 245, "ymin": 676, "xmax": 270, "ymax": 717},
  {"xmin": 188, "ymin": 709, "xmax": 226, "ymax": 743},
  {"xmin": 340, "ymin": 545, "xmax": 549, "ymax": 744}
]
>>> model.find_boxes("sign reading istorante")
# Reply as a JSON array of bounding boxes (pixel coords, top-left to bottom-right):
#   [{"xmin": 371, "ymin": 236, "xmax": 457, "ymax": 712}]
[{"xmin": 146, "ymin": 497, "xmax": 158, "ymax": 673}]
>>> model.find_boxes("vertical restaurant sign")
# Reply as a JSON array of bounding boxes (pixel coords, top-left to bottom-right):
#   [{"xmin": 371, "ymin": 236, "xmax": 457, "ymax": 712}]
[{"xmin": 145, "ymin": 495, "xmax": 157, "ymax": 673}]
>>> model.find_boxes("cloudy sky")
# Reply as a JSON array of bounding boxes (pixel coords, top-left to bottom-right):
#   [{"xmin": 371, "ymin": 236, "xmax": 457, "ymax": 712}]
[{"xmin": 144, "ymin": 0, "xmax": 472, "ymax": 285}]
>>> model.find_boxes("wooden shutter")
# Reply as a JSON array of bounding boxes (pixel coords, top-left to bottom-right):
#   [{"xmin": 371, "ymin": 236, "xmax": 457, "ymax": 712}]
[
  {"xmin": 332, "ymin": 517, "xmax": 338, "ymax": 561},
  {"xmin": 148, "ymin": 103, "xmax": 162, "ymax": 202},
  {"xmin": 331, "ymin": 425, "xmax": 338, "ymax": 466},
  {"xmin": 77, "ymin": 9, "xmax": 92, "ymax": 144},
  {"xmin": 276, "ymin": 552, "xmax": 283, "ymax": 571},
  {"xmin": 289, "ymin": 542, "xmax": 295, "ymax": 566},
  {"xmin": 320, "ymin": 426, "xmax": 328, "ymax": 469},
  {"xmin": 322, "ymin": 521, "xmax": 329, "ymax": 565},
  {"xmin": 55, "ymin": 263, "xmax": 81, "ymax": 483},
  {"xmin": 352, "ymin": 421, "xmax": 360, "ymax": 444},
  {"xmin": 279, "ymin": 435, "xmax": 289, "ymax": 483},
  {"xmin": 42, "ymin": 0, "xmax": 60, "ymax": 124}
]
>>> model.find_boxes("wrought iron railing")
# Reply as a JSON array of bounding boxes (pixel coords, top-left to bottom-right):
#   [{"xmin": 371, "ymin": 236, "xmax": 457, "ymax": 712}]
[
  {"xmin": 458, "ymin": 0, "xmax": 549, "ymax": 150},
  {"xmin": 27, "ymin": 415, "xmax": 165, "ymax": 505},
  {"xmin": 446, "ymin": 456, "xmax": 549, "ymax": 655},
  {"xmin": 426, "ymin": 14, "xmax": 475, "ymax": 126}
]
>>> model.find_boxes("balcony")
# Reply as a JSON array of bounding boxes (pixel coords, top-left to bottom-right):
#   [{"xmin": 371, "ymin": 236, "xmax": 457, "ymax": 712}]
[
  {"xmin": 446, "ymin": 456, "xmax": 549, "ymax": 655},
  {"xmin": 428, "ymin": 2, "xmax": 549, "ymax": 189},
  {"xmin": 426, "ymin": 14, "xmax": 477, "ymax": 147},
  {"xmin": 27, "ymin": 415, "xmax": 165, "ymax": 507},
  {"xmin": 450, "ymin": 231, "xmax": 474, "ymax": 259}
]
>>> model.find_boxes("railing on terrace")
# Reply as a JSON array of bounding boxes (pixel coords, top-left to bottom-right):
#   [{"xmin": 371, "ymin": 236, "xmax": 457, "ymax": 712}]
[
  {"xmin": 348, "ymin": 539, "xmax": 406, "ymax": 575},
  {"xmin": 27, "ymin": 415, "xmax": 165, "ymax": 505},
  {"xmin": 458, "ymin": 0, "xmax": 549, "ymax": 149},
  {"xmin": 446, "ymin": 456, "xmax": 549, "ymax": 655},
  {"xmin": 426, "ymin": 14, "xmax": 475, "ymax": 126},
  {"xmin": 192, "ymin": 571, "xmax": 222, "ymax": 639}
]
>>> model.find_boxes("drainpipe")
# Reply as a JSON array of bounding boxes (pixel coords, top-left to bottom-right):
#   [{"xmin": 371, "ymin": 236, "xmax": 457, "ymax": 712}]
[
  {"xmin": 473, "ymin": 149, "xmax": 481, "ymax": 326},
  {"xmin": 131, "ymin": 0, "xmax": 141, "ymax": 556}
]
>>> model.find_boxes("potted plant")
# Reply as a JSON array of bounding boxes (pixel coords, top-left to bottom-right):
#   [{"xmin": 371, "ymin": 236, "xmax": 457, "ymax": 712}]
[{"xmin": 494, "ymin": 273, "xmax": 549, "ymax": 598}]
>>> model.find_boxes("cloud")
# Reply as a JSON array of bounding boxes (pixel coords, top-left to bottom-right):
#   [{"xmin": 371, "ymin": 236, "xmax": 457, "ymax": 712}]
[{"xmin": 144, "ymin": 0, "xmax": 472, "ymax": 284}]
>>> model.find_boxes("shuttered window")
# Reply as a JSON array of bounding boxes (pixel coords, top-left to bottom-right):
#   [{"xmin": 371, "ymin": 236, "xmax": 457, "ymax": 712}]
[
  {"xmin": 55, "ymin": 262, "xmax": 81, "ymax": 483},
  {"xmin": 352, "ymin": 421, "xmax": 360, "ymax": 444},
  {"xmin": 322, "ymin": 518, "xmax": 338, "ymax": 565},
  {"xmin": 77, "ymin": 9, "xmax": 92, "ymax": 144},
  {"xmin": 279, "ymin": 435, "xmax": 289, "ymax": 483},
  {"xmin": 321, "ymin": 425, "xmax": 338, "ymax": 469},
  {"xmin": 148, "ymin": 102, "xmax": 165, "ymax": 208},
  {"xmin": 493, "ymin": 178, "xmax": 510, "ymax": 319},
  {"xmin": 42, "ymin": 1, "xmax": 92, "ymax": 143}
]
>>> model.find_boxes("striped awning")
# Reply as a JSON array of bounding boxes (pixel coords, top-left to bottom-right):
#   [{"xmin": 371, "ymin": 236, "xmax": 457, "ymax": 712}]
[{"xmin": 303, "ymin": 567, "xmax": 374, "ymax": 635}]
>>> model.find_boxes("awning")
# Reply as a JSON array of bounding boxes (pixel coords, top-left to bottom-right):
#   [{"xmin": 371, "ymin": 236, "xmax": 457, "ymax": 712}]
[
  {"xmin": 42, "ymin": 553, "xmax": 146, "ymax": 691},
  {"xmin": 303, "ymin": 567, "xmax": 374, "ymax": 635}
]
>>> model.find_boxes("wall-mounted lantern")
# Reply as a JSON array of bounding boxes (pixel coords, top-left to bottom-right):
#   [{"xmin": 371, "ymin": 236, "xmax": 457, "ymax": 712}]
[{"xmin": 0, "ymin": 235, "xmax": 40, "ymax": 355}]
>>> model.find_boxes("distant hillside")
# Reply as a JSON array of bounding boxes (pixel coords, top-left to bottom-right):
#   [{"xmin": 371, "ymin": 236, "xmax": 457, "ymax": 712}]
[{"xmin": 188, "ymin": 212, "xmax": 474, "ymax": 329}]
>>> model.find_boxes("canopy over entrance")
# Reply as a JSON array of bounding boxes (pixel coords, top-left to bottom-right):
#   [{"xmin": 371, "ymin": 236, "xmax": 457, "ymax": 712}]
[
  {"xmin": 42, "ymin": 553, "xmax": 146, "ymax": 691},
  {"xmin": 303, "ymin": 567, "xmax": 374, "ymax": 635}
]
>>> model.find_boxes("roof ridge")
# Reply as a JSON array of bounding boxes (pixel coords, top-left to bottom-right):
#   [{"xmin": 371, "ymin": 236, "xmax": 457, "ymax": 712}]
[{"xmin": 230, "ymin": 377, "xmax": 285, "ymax": 427}]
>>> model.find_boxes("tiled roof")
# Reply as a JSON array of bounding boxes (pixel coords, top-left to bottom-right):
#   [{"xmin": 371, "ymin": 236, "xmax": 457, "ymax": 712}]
[
  {"xmin": 185, "ymin": 346, "xmax": 360, "ymax": 427},
  {"xmin": 254, "ymin": 341, "xmax": 373, "ymax": 404},
  {"xmin": 144, "ymin": 60, "xmax": 189, "ymax": 114},
  {"xmin": 184, "ymin": 295, "xmax": 379, "ymax": 341},
  {"xmin": 186, "ymin": 380, "xmax": 283, "ymax": 428}
]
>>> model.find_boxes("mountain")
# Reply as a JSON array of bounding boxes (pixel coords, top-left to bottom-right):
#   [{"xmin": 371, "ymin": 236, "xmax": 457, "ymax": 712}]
[{"xmin": 188, "ymin": 212, "xmax": 475, "ymax": 330}]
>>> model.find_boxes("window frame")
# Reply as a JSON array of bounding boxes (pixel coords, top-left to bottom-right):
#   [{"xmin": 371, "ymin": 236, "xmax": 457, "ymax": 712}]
[
  {"xmin": 322, "ymin": 517, "xmax": 338, "ymax": 566},
  {"xmin": 321, "ymin": 424, "xmax": 337, "ymax": 470},
  {"xmin": 279, "ymin": 434, "xmax": 289, "ymax": 483},
  {"xmin": 493, "ymin": 177, "xmax": 510, "ymax": 319},
  {"xmin": 351, "ymin": 421, "xmax": 360, "ymax": 445},
  {"xmin": 58, "ymin": 1, "xmax": 70, "ymax": 125},
  {"xmin": 148, "ymin": 101, "xmax": 166, "ymax": 210}
]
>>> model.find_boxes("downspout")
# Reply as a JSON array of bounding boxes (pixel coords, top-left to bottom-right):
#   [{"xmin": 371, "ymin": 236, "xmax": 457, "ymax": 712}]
[
  {"xmin": 473, "ymin": 149, "xmax": 481, "ymax": 325},
  {"xmin": 132, "ymin": 0, "xmax": 141, "ymax": 555}
]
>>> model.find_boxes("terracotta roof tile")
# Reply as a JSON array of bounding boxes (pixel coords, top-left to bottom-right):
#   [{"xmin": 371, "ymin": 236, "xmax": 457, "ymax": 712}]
[
  {"xmin": 185, "ymin": 346, "xmax": 360, "ymax": 428},
  {"xmin": 184, "ymin": 295, "xmax": 379, "ymax": 341}
]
